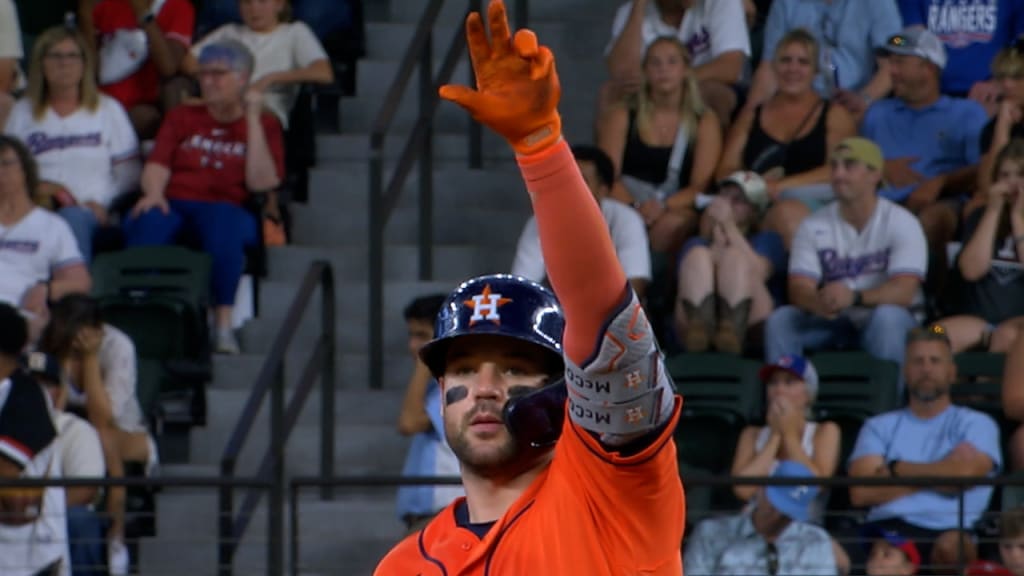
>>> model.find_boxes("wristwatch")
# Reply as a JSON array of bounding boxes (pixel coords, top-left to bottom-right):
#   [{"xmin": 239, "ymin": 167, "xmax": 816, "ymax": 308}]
[
  {"xmin": 852, "ymin": 290, "xmax": 864, "ymax": 307},
  {"xmin": 139, "ymin": 11, "xmax": 156, "ymax": 25},
  {"xmin": 887, "ymin": 459, "xmax": 900, "ymax": 477}
]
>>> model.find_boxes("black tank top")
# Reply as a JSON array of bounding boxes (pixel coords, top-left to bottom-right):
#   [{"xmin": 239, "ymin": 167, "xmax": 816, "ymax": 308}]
[
  {"xmin": 742, "ymin": 101, "xmax": 829, "ymax": 177},
  {"xmin": 620, "ymin": 110, "xmax": 694, "ymax": 190}
]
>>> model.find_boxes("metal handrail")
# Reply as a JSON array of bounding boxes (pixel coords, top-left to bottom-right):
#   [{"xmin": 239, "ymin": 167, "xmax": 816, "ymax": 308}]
[
  {"xmin": 367, "ymin": 0, "xmax": 527, "ymax": 390},
  {"xmin": 288, "ymin": 473, "xmax": 1021, "ymax": 575},
  {"xmin": 217, "ymin": 261, "xmax": 336, "ymax": 576}
]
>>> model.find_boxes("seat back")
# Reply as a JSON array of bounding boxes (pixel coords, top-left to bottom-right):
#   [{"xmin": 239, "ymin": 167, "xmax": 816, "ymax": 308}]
[
  {"xmin": 811, "ymin": 351, "xmax": 900, "ymax": 421},
  {"xmin": 665, "ymin": 352, "xmax": 764, "ymax": 426},
  {"xmin": 91, "ymin": 245, "xmax": 211, "ymax": 308}
]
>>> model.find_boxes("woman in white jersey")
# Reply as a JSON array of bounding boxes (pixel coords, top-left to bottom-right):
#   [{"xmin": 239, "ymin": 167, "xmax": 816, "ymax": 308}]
[
  {"xmin": 730, "ymin": 354, "xmax": 840, "ymax": 515},
  {"xmin": 2, "ymin": 26, "xmax": 140, "ymax": 262}
]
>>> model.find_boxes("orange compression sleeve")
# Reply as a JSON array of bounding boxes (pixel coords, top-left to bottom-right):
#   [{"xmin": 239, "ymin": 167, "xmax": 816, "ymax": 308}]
[{"xmin": 517, "ymin": 140, "xmax": 628, "ymax": 366}]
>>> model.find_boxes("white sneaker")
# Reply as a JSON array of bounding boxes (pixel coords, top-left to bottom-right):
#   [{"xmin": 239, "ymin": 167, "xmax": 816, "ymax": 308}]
[
  {"xmin": 145, "ymin": 434, "xmax": 160, "ymax": 478},
  {"xmin": 108, "ymin": 538, "xmax": 129, "ymax": 575},
  {"xmin": 215, "ymin": 329, "xmax": 240, "ymax": 355}
]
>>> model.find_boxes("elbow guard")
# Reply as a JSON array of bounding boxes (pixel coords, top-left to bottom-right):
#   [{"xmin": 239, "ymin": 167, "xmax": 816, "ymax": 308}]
[{"xmin": 563, "ymin": 288, "xmax": 675, "ymax": 445}]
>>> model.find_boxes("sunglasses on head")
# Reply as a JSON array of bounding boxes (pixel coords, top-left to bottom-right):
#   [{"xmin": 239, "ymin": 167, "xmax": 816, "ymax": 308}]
[{"xmin": 906, "ymin": 323, "xmax": 951, "ymax": 346}]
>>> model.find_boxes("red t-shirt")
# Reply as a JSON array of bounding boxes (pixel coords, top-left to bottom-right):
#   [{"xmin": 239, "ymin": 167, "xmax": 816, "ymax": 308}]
[
  {"xmin": 149, "ymin": 104, "xmax": 285, "ymax": 206},
  {"xmin": 93, "ymin": 0, "xmax": 195, "ymax": 109}
]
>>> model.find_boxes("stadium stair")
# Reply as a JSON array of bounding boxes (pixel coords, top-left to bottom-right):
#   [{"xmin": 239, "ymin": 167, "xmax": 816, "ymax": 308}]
[{"xmin": 135, "ymin": 1, "xmax": 616, "ymax": 573}]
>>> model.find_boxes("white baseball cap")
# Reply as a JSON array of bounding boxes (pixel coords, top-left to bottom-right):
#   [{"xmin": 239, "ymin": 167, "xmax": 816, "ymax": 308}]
[
  {"xmin": 719, "ymin": 170, "xmax": 769, "ymax": 214},
  {"xmin": 878, "ymin": 27, "xmax": 948, "ymax": 70}
]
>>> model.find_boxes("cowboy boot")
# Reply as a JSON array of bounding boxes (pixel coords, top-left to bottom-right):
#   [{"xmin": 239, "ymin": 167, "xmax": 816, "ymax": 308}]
[
  {"xmin": 681, "ymin": 294, "xmax": 715, "ymax": 352},
  {"xmin": 713, "ymin": 296, "xmax": 752, "ymax": 355}
]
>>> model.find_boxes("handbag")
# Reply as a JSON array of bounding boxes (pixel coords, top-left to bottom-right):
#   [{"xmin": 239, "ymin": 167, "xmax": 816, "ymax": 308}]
[{"xmin": 621, "ymin": 119, "xmax": 689, "ymax": 204}]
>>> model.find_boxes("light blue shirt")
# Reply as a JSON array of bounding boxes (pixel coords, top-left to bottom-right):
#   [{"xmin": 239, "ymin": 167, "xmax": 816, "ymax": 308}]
[
  {"xmin": 762, "ymin": 0, "xmax": 903, "ymax": 95},
  {"xmin": 861, "ymin": 96, "xmax": 988, "ymax": 203},
  {"xmin": 684, "ymin": 511, "xmax": 838, "ymax": 576},
  {"xmin": 396, "ymin": 379, "xmax": 464, "ymax": 520},
  {"xmin": 848, "ymin": 405, "xmax": 1002, "ymax": 530}
]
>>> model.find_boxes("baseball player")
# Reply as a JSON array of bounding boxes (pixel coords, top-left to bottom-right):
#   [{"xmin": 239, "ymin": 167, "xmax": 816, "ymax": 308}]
[{"xmin": 373, "ymin": 1, "xmax": 685, "ymax": 573}]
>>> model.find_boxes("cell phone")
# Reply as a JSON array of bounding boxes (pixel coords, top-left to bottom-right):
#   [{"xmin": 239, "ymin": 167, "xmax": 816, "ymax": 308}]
[{"xmin": 503, "ymin": 378, "xmax": 567, "ymax": 448}]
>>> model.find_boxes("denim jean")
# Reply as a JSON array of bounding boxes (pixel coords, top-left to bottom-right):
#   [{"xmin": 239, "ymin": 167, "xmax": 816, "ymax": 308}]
[
  {"xmin": 764, "ymin": 304, "xmax": 919, "ymax": 392},
  {"xmin": 59, "ymin": 206, "xmax": 99, "ymax": 264},
  {"xmin": 66, "ymin": 505, "xmax": 107, "ymax": 576}
]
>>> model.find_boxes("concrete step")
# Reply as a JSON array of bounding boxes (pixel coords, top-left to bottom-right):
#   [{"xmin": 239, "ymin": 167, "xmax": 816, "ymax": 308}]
[
  {"xmin": 304, "ymin": 164, "xmax": 531, "ymax": 213},
  {"xmin": 137, "ymin": 465, "xmax": 408, "ymax": 574},
  {"xmin": 264, "ymin": 244, "xmax": 517, "ymax": 284},
  {"xmin": 387, "ymin": 0, "xmax": 622, "ymax": 29},
  {"xmin": 340, "ymin": 81, "xmax": 602, "ymax": 140},
  {"xmin": 316, "ymin": 130, "xmax": 513, "ymax": 163},
  {"xmin": 190, "ymin": 411, "xmax": 410, "ymax": 477},
  {"xmin": 213, "ymin": 350, "xmax": 415, "ymax": 392},
  {"xmin": 290, "ymin": 201, "xmax": 529, "ymax": 247},
  {"xmin": 364, "ymin": 20, "xmax": 606, "ymax": 61}
]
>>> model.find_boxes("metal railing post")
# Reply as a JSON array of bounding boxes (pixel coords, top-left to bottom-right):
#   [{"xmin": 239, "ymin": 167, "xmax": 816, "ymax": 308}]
[
  {"xmin": 419, "ymin": 31, "xmax": 434, "ymax": 281},
  {"xmin": 217, "ymin": 461, "xmax": 235, "ymax": 576},
  {"xmin": 468, "ymin": 0, "xmax": 483, "ymax": 169},
  {"xmin": 515, "ymin": 0, "xmax": 529, "ymax": 29},
  {"xmin": 320, "ymin": 265, "xmax": 336, "ymax": 500},
  {"xmin": 368, "ymin": 154, "xmax": 384, "ymax": 390},
  {"xmin": 290, "ymin": 482, "xmax": 300, "ymax": 576},
  {"xmin": 267, "ymin": 364, "xmax": 286, "ymax": 575}
]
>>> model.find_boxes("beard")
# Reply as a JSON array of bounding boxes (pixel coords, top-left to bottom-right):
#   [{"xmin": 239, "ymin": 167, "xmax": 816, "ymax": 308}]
[
  {"xmin": 446, "ymin": 401, "xmax": 540, "ymax": 478},
  {"xmin": 908, "ymin": 377, "xmax": 949, "ymax": 403}
]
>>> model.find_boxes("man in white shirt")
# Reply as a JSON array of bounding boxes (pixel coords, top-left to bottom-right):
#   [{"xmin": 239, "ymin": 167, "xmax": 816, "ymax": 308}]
[
  {"xmin": 511, "ymin": 145, "xmax": 651, "ymax": 300},
  {"xmin": 764, "ymin": 138, "xmax": 925, "ymax": 387},
  {"xmin": 684, "ymin": 460, "xmax": 838, "ymax": 575},
  {"xmin": 604, "ymin": 0, "xmax": 750, "ymax": 126},
  {"xmin": 0, "ymin": 303, "xmax": 71, "ymax": 576},
  {"xmin": 29, "ymin": 351, "xmax": 107, "ymax": 576}
]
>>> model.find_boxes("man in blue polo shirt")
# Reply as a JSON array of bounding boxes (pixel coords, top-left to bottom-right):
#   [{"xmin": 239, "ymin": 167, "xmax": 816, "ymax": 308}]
[
  {"xmin": 863, "ymin": 27, "xmax": 988, "ymax": 210},
  {"xmin": 861, "ymin": 27, "xmax": 989, "ymax": 291}
]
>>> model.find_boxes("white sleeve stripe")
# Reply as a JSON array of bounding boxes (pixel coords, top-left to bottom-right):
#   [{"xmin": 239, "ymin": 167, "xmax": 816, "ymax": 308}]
[
  {"xmin": 51, "ymin": 258, "xmax": 84, "ymax": 271},
  {"xmin": 165, "ymin": 32, "xmax": 193, "ymax": 46},
  {"xmin": 887, "ymin": 268, "xmax": 926, "ymax": 278},
  {"xmin": 789, "ymin": 269, "xmax": 821, "ymax": 280}
]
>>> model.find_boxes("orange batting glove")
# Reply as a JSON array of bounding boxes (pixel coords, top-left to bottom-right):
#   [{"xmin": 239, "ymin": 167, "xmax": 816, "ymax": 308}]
[{"xmin": 439, "ymin": 0, "xmax": 562, "ymax": 156}]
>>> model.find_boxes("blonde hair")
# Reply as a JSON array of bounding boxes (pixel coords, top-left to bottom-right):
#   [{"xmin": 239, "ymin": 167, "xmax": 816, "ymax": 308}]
[
  {"xmin": 27, "ymin": 26, "xmax": 99, "ymax": 121},
  {"xmin": 774, "ymin": 27, "xmax": 820, "ymax": 73},
  {"xmin": 634, "ymin": 36, "xmax": 705, "ymax": 141},
  {"xmin": 992, "ymin": 41, "xmax": 1024, "ymax": 79}
]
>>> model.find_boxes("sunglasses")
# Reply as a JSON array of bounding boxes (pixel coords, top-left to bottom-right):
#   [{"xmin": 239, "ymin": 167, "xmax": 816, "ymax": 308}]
[{"xmin": 906, "ymin": 323, "xmax": 951, "ymax": 346}]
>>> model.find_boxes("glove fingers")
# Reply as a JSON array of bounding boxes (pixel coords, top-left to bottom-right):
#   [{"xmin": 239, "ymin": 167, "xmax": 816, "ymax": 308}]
[
  {"xmin": 513, "ymin": 29, "xmax": 538, "ymax": 59},
  {"xmin": 439, "ymin": 84, "xmax": 496, "ymax": 117},
  {"xmin": 487, "ymin": 0, "xmax": 512, "ymax": 56},
  {"xmin": 465, "ymin": 11, "xmax": 491, "ymax": 72},
  {"xmin": 529, "ymin": 45, "xmax": 555, "ymax": 82}
]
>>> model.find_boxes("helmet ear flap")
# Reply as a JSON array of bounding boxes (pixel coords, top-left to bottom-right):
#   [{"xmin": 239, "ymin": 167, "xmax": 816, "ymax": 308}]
[{"xmin": 503, "ymin": 378, "xmax": 567, "ymax": 449}]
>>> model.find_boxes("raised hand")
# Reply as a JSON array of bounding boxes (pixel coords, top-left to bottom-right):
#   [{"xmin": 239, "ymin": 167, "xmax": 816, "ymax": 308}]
[{"xmin": 439, "ymin": 0, "xmax": 561, "ymax": 155}]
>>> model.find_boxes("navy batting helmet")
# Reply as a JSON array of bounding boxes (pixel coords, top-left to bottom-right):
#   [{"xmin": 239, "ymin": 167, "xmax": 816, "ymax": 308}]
[{"xmin": 418, "ymin": 274, "xmax": 565, "ymax": 378}]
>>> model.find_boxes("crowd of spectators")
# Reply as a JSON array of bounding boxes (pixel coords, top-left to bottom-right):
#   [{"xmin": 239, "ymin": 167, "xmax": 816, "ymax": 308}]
[
  {"xmin": 0, "ymin": 0, "xmax": 352, "ymax": 573},
  {"xmin": 512, "ymin": 0, "xmax": 1024, "ymax": 573}
]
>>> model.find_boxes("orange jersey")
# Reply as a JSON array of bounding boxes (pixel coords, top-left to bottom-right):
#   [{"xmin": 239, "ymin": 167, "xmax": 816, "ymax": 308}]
[
  {"xmin": 375, "ymin": 141, "xmax": 685, "ymax": 575},
  {"xmin": 374, "ymin": 399, "xmax": 684, "ymax": 575}
]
